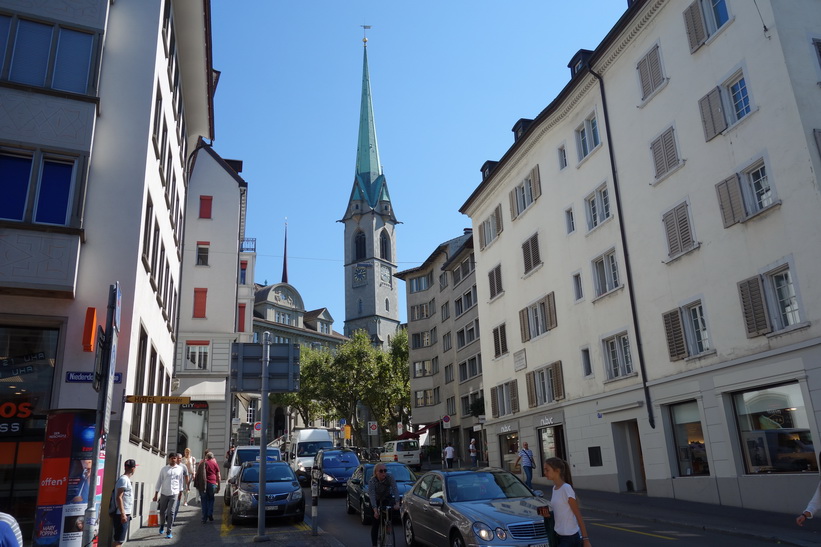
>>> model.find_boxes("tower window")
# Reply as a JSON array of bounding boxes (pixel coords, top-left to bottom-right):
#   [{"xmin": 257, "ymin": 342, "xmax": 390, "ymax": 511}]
[
  {"xmin": 380, "ymin": 230, "xmax": 391, "ymax": 261},
  {"xmin": 385, "ymin": 298, "xmax": 390, "ymax": 312},
  {"xmin": 354, "ymin": 231, "xmax": 366, "ymax": 260}
]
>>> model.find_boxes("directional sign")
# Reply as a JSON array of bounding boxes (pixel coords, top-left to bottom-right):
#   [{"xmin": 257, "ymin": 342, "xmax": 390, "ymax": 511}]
[{"xmin": 125, "ymin": 395, "xmax": 191, "ymax": 404}]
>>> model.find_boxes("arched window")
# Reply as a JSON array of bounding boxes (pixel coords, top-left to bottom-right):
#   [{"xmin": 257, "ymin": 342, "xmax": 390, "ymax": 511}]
[
  {"xmin": 380, "ymin": 230, "xmax": 391, "ymax": 261},
  {"xmin": 385, "ymin": 298, "xmax": 390, "ymax": 312},
  {"xmin": 354, "ymin": 231, "xmax": 366, "ymax": 260}
]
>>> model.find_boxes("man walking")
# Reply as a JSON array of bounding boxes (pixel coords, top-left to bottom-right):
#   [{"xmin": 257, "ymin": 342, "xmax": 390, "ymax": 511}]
[
  {"xmin": 514, "ymin": 442, "xmax": 535, "ymax": 489},
  {"xmin": 111, "ymin": 459, "xmax": 137, "ymax": 547},
  {"xmin": 469, "ymin": 439, "xmax": 478, "ymax": 467},
  {"xmin": 443, "ymin": 442, "xmax": 455, "ymax": 469},
  {"xmin": 153, "ymin": 454, "xmax": 184, "ymax": 539}
]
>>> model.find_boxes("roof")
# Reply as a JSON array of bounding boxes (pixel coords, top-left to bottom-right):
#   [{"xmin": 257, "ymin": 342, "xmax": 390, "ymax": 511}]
[{"xmin": 395, "ymin": 231, "xmax": 473, "ymax": 279}]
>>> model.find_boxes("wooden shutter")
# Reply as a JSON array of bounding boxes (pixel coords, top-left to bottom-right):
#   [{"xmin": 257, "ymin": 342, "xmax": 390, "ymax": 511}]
[
  {"xmin": 738, "ymin": 276, "xmax": 772, "ymax": 337},
  {"xmin": 531, "ymin": 165, "xmax": 542, "ymax": 200},
  {"xmin": 662, "ymin": 309, "xmax": 688, "ymax": 360},
  {"xmin": 551, "ymin": 361, "xmax": 565, "ymax": 401},
  {"xmin": 530, "ymin": 234, "xmax": 541, "ymax": 268},
  {"xmin": 638, "ymin": 46, "xmax": 663, "ymax": 100},
  {"xmin": 814, "ymin": 129, "xmax": 821, "ymax": 158},
  {"xmin": 519, "ymin": 308, "xmax": 530, "ymax": 342},
  {"xmin": 683, "ymin": 1, "xmax": 707, "ymax": 53},
  {"xmin": 522, "ymin": 239, "xmax": 532, "ymax": 273},
  {"xmin": 661, "ymin": 127, "xmax": 678, "ymax": 174},
  {"xmin": 193, "ymin": 288, "xmax": 207, "ymax": 318},
  {"xmin": 499, "ymin": 324, "xmax": 508, "ymax": 355},
  {"xmin": 663, "ymin": 202, "xmax": 693, "ymax": 257},
  {"xmin": 488, "ymin": 269, "xmax": 497, "ymax": 299},
  {"xmin": 494, "ymin": 204, "xmax": 503, "ymax": 236},
  {"xmin": 493, "ymin": 327, "xmax": 502, "ymax": 357},
  {"xmin": 509, "ymin": 189, "xmax": 518, "ymax": 220},
  {"xmin": 650, "ymin": 134, "xmax": 667, "ymax": 178},
  {"xmin": 490, "ymin": 386, "xmax": 499, "ymax": 418},
  {"xmin": 546, "ymin": 292, "xmax": 557, "ymax": 330},
  {"xmin": 715, "ymin": 174, "xmax": 746, "ymax": 228},
  {"xmin": 699, "ymin": 87, "xmax": 727, "ymax": 141},
  {"xmin": 526, "ymin": 371, "xmax": 537, "ymax": 408},
  {"xmin": 238, "ymin": 303, "xmax": 246, "ymax": 332},
  {"xmin": 493, "ymin": 266, "xmax": 502, "ymax": 296},
  {"xmin": 479, "ymin": 223, "xmax": 486, "ymax": 249},
  {"xmin": 638, "ymin": 54, "xmax": 652, "ymax": 100},
  {"xmin": 199, "ymin": 195, "xmax": 213, "ymax": 219},
  {"xmin": 509, "ymin": 379, "xmax": 519, "ymax": 413}
]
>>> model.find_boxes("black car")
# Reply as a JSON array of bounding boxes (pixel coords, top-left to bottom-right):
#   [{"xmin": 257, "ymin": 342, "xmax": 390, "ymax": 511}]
[
  {"xmin": 345, "ymin": 462, "xmax": 417, "ymax": 525},
  {"xmin": 227, "ymin": 461, "xmax": 304, "ymax": 524},
  {"xmin": 314, "ymin": 448, "xmax": 360, "ymax": 496}
]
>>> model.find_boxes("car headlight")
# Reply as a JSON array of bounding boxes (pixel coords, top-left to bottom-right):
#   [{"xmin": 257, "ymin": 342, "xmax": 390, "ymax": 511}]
[
  {"xmin": 322, "ymin": 473, "xmax": 335, "ymax": 482},
  {"xmin": 472, "ymin": 522, "xmax": 494, "ymax": 541},
  {"xmin": 297, "ymin": 463, "xmax": 305, "ymax": 471},
  {"xmin": 237, "ymin": 490, "xmax": 255, "ymax": 505},
  {"xmin": 494, "ymin": 527, "xmax": 507, "ymax": 540},
  {"xmin": 289, "ymin": 489, "xmax": 303, "ymax": 502}
]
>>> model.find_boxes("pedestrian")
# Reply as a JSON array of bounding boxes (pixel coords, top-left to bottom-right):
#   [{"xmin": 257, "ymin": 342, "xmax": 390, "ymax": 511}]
[
  {"xmin": 0, "ymin": 512, "xmax": 23, "ymax": 547},
  {"xmin": 111, "ymin": 459, "xmax": 137, "ymax": 547},
  {"xmin": 469, "ymin": 439, "xmax": 478, "ymax": 467},
  {"xmin": 368, "ymin": 463, "xmax": 399, "ymax": 547},
  {"xmin": 171, "ymin": 453, "xmax": 188, "ymax": 527},
  {"xmin": 153, "ymin": 453, "xmax": 184, "ymax": 539},
  {"xmin": 182, "ymin": 448, "xmax": 197, "ymax": 505},
  {"xmin": 199, "ymin": 451, "xmax": 222, "ymax": 523},
  {"xmin": 443, "ymin": 442, "xmax": 455, "ymax": 469},
  {"xmin": 543, "ymin": 457, "xmax": 592, "ymax": 547},
  {"xmin": 225, "ymin": 443, "xmax": 235, "ymax": 471},
  {"xmin": 796, "ymin": 452, "xmax": 821, "ymax": 527},
  {"xmin": 515, "ymin": 441, "xmax": 536, "ymax": 489}
]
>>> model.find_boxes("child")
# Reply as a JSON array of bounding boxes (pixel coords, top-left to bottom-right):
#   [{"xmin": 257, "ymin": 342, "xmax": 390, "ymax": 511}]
[{"xmin": 542, "ymin": 457, "xmax": 592, "ymax": 547}]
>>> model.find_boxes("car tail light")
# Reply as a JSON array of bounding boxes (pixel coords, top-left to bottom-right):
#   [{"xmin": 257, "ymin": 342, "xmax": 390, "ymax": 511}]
[{"xmin": 394, "ymin": 455, "xmax": 398, "ymax": 462}]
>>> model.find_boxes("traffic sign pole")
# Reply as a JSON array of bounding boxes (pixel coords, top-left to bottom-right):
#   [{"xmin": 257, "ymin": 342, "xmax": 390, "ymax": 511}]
[{"xmin": 254, "ymin": 332, "xmax": 271, "ymax": 543}]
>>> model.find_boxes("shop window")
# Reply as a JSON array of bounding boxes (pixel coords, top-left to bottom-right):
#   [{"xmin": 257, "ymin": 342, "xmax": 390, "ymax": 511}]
[
  {"xmin": 670, "ymin": 401, "xmax": 709, "ymax": 476},
  {"xmin": 733, "ymin": 383, "xmax": 818, "ymax": 474}
]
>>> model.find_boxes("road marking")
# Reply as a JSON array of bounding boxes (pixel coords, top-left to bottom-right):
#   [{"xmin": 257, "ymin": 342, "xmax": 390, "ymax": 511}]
[{"xmin": 591, "ymin": 522, "xmax": 678, "ymax": 540}]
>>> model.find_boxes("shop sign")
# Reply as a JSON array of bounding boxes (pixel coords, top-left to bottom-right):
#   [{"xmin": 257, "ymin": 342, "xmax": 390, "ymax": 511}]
[
  {"xmin": 539, "ymin": 416, "xmax": 555, "ymax": 426},
  {"xmin": 499, "ymin": 424, "xmax": 513, "ymax": 434}
]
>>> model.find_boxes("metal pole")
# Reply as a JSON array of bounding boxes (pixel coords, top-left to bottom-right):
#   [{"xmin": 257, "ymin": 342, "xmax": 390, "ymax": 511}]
[{"xmin": 253, "ymin": 332, "xmax": 271, "ymax": 543}]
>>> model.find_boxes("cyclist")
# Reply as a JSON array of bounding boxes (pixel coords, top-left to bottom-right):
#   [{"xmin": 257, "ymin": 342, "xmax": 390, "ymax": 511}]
[{"xmin": 368, "ymin": 463, "xmax": 399, "ymax": 547}]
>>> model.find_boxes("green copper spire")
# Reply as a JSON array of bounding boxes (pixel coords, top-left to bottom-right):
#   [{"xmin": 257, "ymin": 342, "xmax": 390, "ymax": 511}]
[{"xmin": 351, "ymin": 38, "xmax": 391, "ymax": 209}]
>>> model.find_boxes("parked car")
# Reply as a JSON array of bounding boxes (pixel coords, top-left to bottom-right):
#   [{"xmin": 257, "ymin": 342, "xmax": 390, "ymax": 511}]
[
  {"xmin": 224, "ymin": 446, "xmax": 281, "ymax": 505},
  {"xmin": 380, "ymin": 439, "xmax": 422, "ymax": 471},
  {"xmin": 227, "ymin": 461, "xmax": 304, "ymax": 524},
  {"xmin": 401, "ymin": 468, "xmax": 549, "ymax": 547},
  {"xmin": 314, "ymin": 448, "xmax": 360, "ymax": 496},
  {"xmin": 346, "ymin": 462, "xmax": 418, "ymax": 525}
]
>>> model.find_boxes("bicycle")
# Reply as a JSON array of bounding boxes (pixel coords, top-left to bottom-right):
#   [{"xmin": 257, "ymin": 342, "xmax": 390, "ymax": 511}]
[{"xmin": 377, "ymin": 503, "xmax": 395, "ymax": 547}]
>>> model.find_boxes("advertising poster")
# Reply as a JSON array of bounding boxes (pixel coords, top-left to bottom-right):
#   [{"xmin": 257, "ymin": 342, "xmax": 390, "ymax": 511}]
[{"xmin": 33, "ymin": 410, "xmax": 102, "ymax": 547}]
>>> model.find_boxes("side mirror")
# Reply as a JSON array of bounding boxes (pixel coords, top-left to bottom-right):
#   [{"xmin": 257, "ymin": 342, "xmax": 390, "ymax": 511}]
[{"xmin": 429, "ymin": 498, "xmax": 444, "ymax": 508}]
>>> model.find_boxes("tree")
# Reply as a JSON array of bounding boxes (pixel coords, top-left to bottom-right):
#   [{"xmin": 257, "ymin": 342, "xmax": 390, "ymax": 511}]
[
  {"xmin": 469, "ymin": 396, "xmax": 485, "ymax": 419},
  {"xmin": 364, "ymin": 329, "xmax": 410, "ymax": 436},
  {"xmin": 269, "ymin": 345, "xmax": 328, "ymax": 427}
]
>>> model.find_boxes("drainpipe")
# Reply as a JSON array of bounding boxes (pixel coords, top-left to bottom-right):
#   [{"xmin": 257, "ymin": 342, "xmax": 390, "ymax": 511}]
[{"xmin": 588, "ymin": 66, "xmax": 655, "ymax": 429}]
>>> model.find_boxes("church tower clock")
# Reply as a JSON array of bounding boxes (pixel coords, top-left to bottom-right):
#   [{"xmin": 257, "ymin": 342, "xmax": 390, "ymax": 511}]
[{"xmin": 340, "ymin": 37, "xmax": 400, "ymax": 347}]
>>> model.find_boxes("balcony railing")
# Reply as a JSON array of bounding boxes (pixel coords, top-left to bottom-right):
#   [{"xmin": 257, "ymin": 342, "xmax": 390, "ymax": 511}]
[{"xmin": 241, "ymin": 238, "xmax": 256, "ymax": 252}]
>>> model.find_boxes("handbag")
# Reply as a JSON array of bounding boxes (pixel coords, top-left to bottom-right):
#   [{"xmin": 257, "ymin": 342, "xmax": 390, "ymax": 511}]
[{"xmin": 194, "ymin": 461, "xmax": 206, "ymax": 492}]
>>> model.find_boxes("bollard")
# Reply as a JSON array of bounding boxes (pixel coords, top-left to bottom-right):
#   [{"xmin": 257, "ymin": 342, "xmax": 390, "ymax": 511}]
[{"xmin": 310, "ymin": 477, "xmax": 319, "ymax": 536}]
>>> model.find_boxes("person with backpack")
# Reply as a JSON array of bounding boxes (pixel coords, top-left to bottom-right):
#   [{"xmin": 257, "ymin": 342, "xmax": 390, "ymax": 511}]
[{"xmin": 110, "ymin": 459, "xmax": 137, "ymax": 547}]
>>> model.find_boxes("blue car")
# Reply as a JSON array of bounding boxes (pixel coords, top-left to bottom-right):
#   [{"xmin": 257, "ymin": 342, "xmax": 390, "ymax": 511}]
[{"xmin": 314, "ymin": 448, "xmax": 360, "ymax": 496}]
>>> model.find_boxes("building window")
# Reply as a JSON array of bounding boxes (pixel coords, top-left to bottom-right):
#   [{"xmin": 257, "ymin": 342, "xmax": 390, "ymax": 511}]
[
  {"xmin": 650, "ymin": 127, "xmax": 680, "ymax": 180},
  {"xmin": 603, "ymin": 332, "xmax": 633, "ymax": 379},
  {"xmin": 458, "ymin": 355, "xmax": 482, "ymax": 383},
  {"xmin": 738, "ymin": 263, "xmax": 802, "ymax": 337},
  {"xmin": 526, "ymin": 361, "xmax": 565, "ymax": 407},
  {"xmin": 716, "ymin": 161, "xmax": 778, "ymax": 228},
  {"xmin": 492, "ymin": 324, "xmax": 508, "ymax": 358},
  {"xmin": 439, "ymin": 272, "xmax": 449, "ymax": 290},
  {"xmin": 185, "ymin": 342, "xmax": 209, "ymax": 370},
  {"xmin": 196, "ymin": 244, "xmax": 209, "ymax": 266},
  {"xmin": 193, "ymin": 288, "xmax": 207, "ymax": 318},
  {"xmin": 247, "ymin": 399, "xmax": 257, "ymax": 423},
  {"xmin": 671, "ymin": 401, "xmax": 709, "ymax": 476},
  {"xmin": 488, "ymin": 265, "xmax": 503, "ymax": 299},
  {"xmin": 662, "ymin": 202, "xmax": 696, "ymax": 258},
  {"xmin": 699, "ymin": 71, "xmax": 753, "ymax": 141},
  {"xmin": 239, "ymin": 261, "xmax": 248, "ymax": 284},
  {"xmin": 558, "ymin": 146, "xmax": 567, "ymax": 170},
  {"xmin": 461, "ymin": 391, "xmax": 482, "ymax": 416},
  {"xmin": 445, "ymin": 364, "xmax": 454, "ymax": 383},
  {"xmin": 446, "ymin": 397, "xmax": 456, "ymax": 417},
  {"xmin": 565, "ymin": 208, "xmax": 575, "ymax": 234},
  {"xmin": 573, "ymin": 273, "xmax": 584, "ymax": 301},
  {"xmin": 199, "ymin": 195, "xmax": 212, "ymax": 219},
  {"xmin": 1, "ymin": 151, "xmax": 79, "ymax": 226},
  {"xmin": 452, "ymin": 253, "xmax": 475, "ymax": 286},
  {"xmin": 354, "ymin": 231, "xmax": 366, "ymax": 260},
  {"xmin": 385, "ymin": 298, "xmax": 389, "ymax": 312},
  {"xmin": 637, "ymin": 44, "xmax": 665, "ymax": 100},
  {"xmin": 441, "ymin": 302, "xmax": 450, "ymax": 321},
  {"xmin": 479, "ymin": 204, "xmax": 503, "ymax": 250},
  {"xmin": 409, "ymin": 272, "xmax": 433, "ymax": 293},
  {"xmin": 275, "ymin": 311, "xmax": 293, "ymax": 325},
  {"xmin": 663, "ymin": 300, "xmax": 711, "ymax": 361},
  {"xmin": 519, "ymin": 293, "xmax": 557, "ymax": 342},
  {"xmin": 733, "ymin": 383, "xmax": 817, "ymax": 474},
  {"xmin": 490, "ymin": 380, "xmax": 518, "ymax": 418},
  {"xmin": 380, "ymin": 230, "xmax": 391, "ymax": 260},
  {"xmin": 454, "ymin": 285, "xmax": 477, "ymax": 317},
  {"xmin": 684, "ymin": 0, "xmax": 730, "ymax": 53},
  {"xmin": 592, "ymin": 249, "xmax": 620, "ymax": 297},
  {"xmin": 576, "ymin": 113, "xmax": 600, "ymax": 160},
  {"xmin": 413, "ymin": 359, "xmax": 438, "ymax": 378},
  {"xmin": 456, "ymin": 319, "xmax": 479, "ymax": 350},
  {"xmin": 414, "ymin": 388, "xmax": 440, "ymax": 408},
  {"xmin": 521, "ymin": 233, "xmax": 542, "ymax": 274},
  {"xmin": 410, "ymin": 299, "xmax": 435, "ymax": 321},
  {"xmin": 581, "ymin": 348, "xmax": 593, "ymax": 377},
  {"xmin": 442, "ymin": 332, "xmax": 452, "ymax": 352},
  {"xmin": 411, "ymin": 329, "xmax": 436, "ymax": 349},
  {"xmin": 728, "ymin": 74, "xmax": 751, "ymax": 121},
  {"xmin": 585, "ymin": 185, "xmax": 611, "ymax": 230},
  {"xmin": 509, "ymin": 165, "xmax": 541, "ymax": 220}
]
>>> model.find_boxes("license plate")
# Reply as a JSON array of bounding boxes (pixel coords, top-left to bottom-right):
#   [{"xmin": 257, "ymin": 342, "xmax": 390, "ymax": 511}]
[
  {"xmin": 265, "ymin": 505, "xmax": 283, "ymax": 511},
  {"xmin": 529, "ymin": 543, "xmax": 549, "ymax": 547}
]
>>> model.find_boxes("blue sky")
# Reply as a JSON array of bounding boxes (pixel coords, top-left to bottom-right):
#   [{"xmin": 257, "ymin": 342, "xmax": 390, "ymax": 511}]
[{"xmin": 210, "ymin": 1, "xmax": 628, "ymax": 328}]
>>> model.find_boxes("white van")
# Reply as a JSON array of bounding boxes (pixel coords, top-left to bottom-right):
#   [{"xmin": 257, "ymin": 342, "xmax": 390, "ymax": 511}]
[
  {"xmin": 380, "ymin": 439, "xmax": 421, "ymax": 470},
  {"xmin": 287, "ymin": 428, "xmax": 333, "ymax": 483}
]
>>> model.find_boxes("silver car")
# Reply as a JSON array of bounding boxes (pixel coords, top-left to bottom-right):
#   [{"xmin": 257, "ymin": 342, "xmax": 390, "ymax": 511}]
[{"xmin": 401, "ymin": 468, "xmax": 550, "ymax": 547}]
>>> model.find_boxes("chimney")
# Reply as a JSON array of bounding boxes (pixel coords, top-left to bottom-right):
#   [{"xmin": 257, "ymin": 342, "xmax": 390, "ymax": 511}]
[
  {"xmin": 225, "ymin": 159, "xmax": 243, "ymax": 174},
  {"xmin": 463, "ymin": 228, "xmax": 473, "ymax": 235}
]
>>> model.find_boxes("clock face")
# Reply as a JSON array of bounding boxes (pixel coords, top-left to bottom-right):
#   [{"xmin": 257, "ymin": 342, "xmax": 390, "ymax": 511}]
[
  {"xmin": 381, "ymin": 265, "xmax": 391, "ymax": 281},
  {"xmin": 353, "ymin": 266, "xmax": 367, "ymax": 285}
]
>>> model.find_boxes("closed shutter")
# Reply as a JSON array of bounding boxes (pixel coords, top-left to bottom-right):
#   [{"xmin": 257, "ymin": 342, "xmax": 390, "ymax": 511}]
[
  {"xmin": 199, "ymin": 195, "xmax": 213, "ymax": 219},
  {"xmin": 814, "ymin": 129, "xmax": 821, "ymax": 158},
  {"xmin": 522, "ymin": 239, "xmax": 533, "ymax": 273},
  {"xmin": 738, "ymin": 276, "xmax": 772, "ymax": 337},
  {"xmin": 530, "ymin": 234, "xmax": 541, "ymax": 268},
  {"xmin": 509, "ymin": 189, "xmax": 518, "ymax": 220},
  {"xmin": 489, "ymin": 269, "xmax": 497, "ymax": 299},
  {"xmin": 699, "ymin": 87, "xmax": 727, "ymax": 141},
  {"xmin": 638, "ymin": 46, "xmax": 663, "ymax": 99},
  {"xmin": 551, "ymin": 361, "xmax": 565, "ymax": 401},
  {"xmin": 531, "ymin": 165, "xmax": 542, "ymax": 200},
  {"xmin": 494, "ymin": 204, "xmax": 503, "ymax": 236},
  {"xmin": 662, "ymin": 309, "xmax": 688, "ymax": 360},
  {"xmin": 493, "ymin": 327, "xmax": 502, "ymax": 357},
  {"xmin": 546, "ymin": 292, "xmax": 557, "ymax": 330},
  {"xmin": 519, "ymin": 308, "xmax": 530, "ymax": 343},
  {"xmin": 661, "ymin": 127, "xmax": 678, "ymax": 173},
  {"xmin": 510, "ymin": 380, "xmax": 519, "ymax": 414},
  {"xmin": 479, "ymin": 223, "xmax": 486, "ymax": 250},
  {"xmin": 663, "ymin": 202, "xmax": 693, "ymax": 257},
  {"xmin": 683, "ymin": 1, "xmax": 707, "ymax": 53},
  {"xmin": 490, "ymin": 386, "xmax": 499, "ymax": 418},
  {"xmin": 637, "ymin": 54, "xmax": 652, "ymax": 100},
  {"xmin": 526, "ymin": 371, "xmax": 537, "ymax": 408},
  {"xmin": 650, "ymin": 133, "xmax": 667, "ymax": 178},
  {"xmin": 193, "ymin": 288, "xmax": 207, "ymax": 318},
  {"xmin": 238, "ymin": 303, "xmax": 246, "ymax": 332},
  {"xmin": 499, "ymin": 324, "xmax": 508, "ymax": 355},
  {"xmin": 715, "ymin": 174, "xmax": 746, "ymax": 227}
]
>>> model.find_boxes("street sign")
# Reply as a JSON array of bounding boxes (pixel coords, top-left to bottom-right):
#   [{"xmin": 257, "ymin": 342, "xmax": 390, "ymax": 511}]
[
  {"xmin": 442, "ymin": 415, "xmax": 451, "ymax": 429},
  {"xmin": 125, "ymin": 395, "xmax": 191, "ymax": 404},
  {"xmin": 339, "ymin": 418, "xmax": 346, "ymax": 426},
  {"xmin": 368, "ymin": 421, "xmax": 378, "ymax": 436},
  {"xmin": 397, "ymin": 422, "xmax": 404, "ymax": 435},
  {"xmin": 230, "ymin": 342, "xmax": 300, "ymax": 393},
  {"xmin": 253, "ymin": 421, "xmax": 262, "ymax": 438}
]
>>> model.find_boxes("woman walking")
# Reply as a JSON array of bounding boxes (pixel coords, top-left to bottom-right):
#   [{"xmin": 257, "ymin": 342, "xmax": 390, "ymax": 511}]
[
  {"xmin": 198, "ymin": 452, "xmax": 221, "ymax": 523},
  {"xmin": 182, "ymin": 448, "xmax": 197, "ymax": 505},
  {"xmin": 543, "ymin": 457, "xmax": 592, "ymax": 547}
]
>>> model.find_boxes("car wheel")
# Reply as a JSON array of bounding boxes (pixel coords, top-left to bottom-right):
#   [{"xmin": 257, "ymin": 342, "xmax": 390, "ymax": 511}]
[
  {"xmin": 403, "ymin": 516, "xmax": 417, "ymax": 547},
  {"xmin": 359, "ymin": 499, "xmax": 372, "ymax": 525},
  {"xmin": 450, "ymin": 531, "xmax": 466, "ymax": 547},
  {"xmin": 346, "ymin": 494, "xmax": 356, "ymax": 514}
]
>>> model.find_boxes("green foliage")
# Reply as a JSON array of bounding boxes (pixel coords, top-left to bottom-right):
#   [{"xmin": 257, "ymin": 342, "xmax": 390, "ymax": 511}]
[
  {"xmin": 269, "ymin": 345, "xmax": 328, "ymax": 425},
  {"xmin": 469, "ymin": 396, "xmax": 485, "ymax": 418},
  {"xmin": 363, "ymin": 329, "xmax": 410, "ymax": 439}
]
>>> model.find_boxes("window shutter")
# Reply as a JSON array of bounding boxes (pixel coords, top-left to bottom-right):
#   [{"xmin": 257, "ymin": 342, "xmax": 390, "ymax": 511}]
[
  {"xmin": 637, "ymin": 55, "xmax": 652, "ymax": 100},
  {"xmin": 738, "ymin": 276, "xmax": 772, "ymax": 337},
  {"xmin": 494, "ymin": 204, "xmax": 503, "ymax": 235},
  {"xmin": 519, "ymin": 308, "xmax": 530, "ymax": 342},
  {"xmin": 479, "ymin": 225, "xmax": 486, "ymax": 249},
  {"xmin": 663, "ymin": 203, "xmax": 693, "ymax": 257},
  {"xmin": 715, "ymin": 174, "xmax": 746, "ymax": 228},
  {"xmin": 522, "ymin": 239, "xmax": 533, "ymax": 273},
  {"xmin": 489, "ymin": 270, "xmax": 497, "ymax": 299},
  {"xmin": 493, "ymin": 327, "xmax": 502, "ymax": 357},
  {"xmin": 661, "ymin": 127, "xmax": 678, "ymax": 173},
  {"xmin": 531, "ymin": 165, "xmax": 542, "ymax": 200},
  {"xmin": 650, "ymin": 134, "xmax": 667, "ymax": 178},
  {"xmin": 526, "ymin": 371, "xmax": 537, "ymax": 408},
  {"xmin": 814, "ymin": 129, "xmax": 821, "ymax": 158},
  {"xmin": 699, "ymin": 87, "xmax": 727, "ymax": 141},
  {"xmin": 509, "ymin": 189, "xmax": 518, "ymax": 220},
  {"xmin": 494, "ymin": 266, "xmax": 502, "ymax": 296},
  {"xmin": 662, "ymin": 309, "xmax": 688, "ymax": 360},
  {"xmin": 530, "ymin": 234, "xmax": 541, "ymax": 268},
  {"xmin": 648, "ymin": 46, "xmax": 663, "ymax": 92},
  {"xmin": 199, "ymin": 196, "xmax": 213, "ymax": 219},
  {"xmin": 551, "ymin": 361, "xmax": 565, "ymax": 401},
  {"xmin": 193, "ymin": 288, "xmax": 207, "ymax": 318},
  {"xmin": 683, "ymin": 1, "xmax": 707, "ymax": 53},
  {"xmin": 490, "ymin": 387, "xmax": 499, "ymax": 418},
  {"xmin": 546, "ymin": 292, "xmax": 557, "ymax": 330},
  {"xmin": 510, "ymin": 379, "xmax": 519, "ymax": 413},
  {"xmin": 500, "ymin": 324, "xmax": 508, "ymax": 355}
]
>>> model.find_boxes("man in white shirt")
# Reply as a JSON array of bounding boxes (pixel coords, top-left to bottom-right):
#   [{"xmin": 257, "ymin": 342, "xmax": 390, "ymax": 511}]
[
  {"xmin": 443, "ymin": 442, "xmax": 456, "ymax": 468},
  {"xmin": 153, "ymin": 454, "xmax": 184, "ymax": 539},
  {"xmin": 111, "ymin": 459, "xmax": 137, "ymax": 547}
]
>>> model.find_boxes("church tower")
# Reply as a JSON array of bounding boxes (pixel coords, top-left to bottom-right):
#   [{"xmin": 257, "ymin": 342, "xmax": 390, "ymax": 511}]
[{"xmin": 340, "ymin": 37, "xmax": 400, "ymax": 346}]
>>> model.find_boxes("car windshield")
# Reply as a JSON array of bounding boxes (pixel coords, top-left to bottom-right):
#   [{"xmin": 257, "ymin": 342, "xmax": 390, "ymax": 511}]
[
  {"xmin": 446, "ymin": 471, "xmax": 532, "ymax": 502},
  {"xmin": 297, "ymin": 441, "xmax": 333, "ymax": 457},
  {"xmin": 235, "ymin": 449, "xmax": 258, "ymax": 465},
  {"xmin": 323, "ymin": 452, "xmax": 360, "ymax": 468},
  {"xmin": 395, "ymin": 441, "xmax": 419, "ymax": 451},
  {"xmin": 241, "ymin": 464, "xmax": 295, "ymax": 483},
  {"xmin": 366, "ymin": 465, "xmax": 415, "ymax": 482}
]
